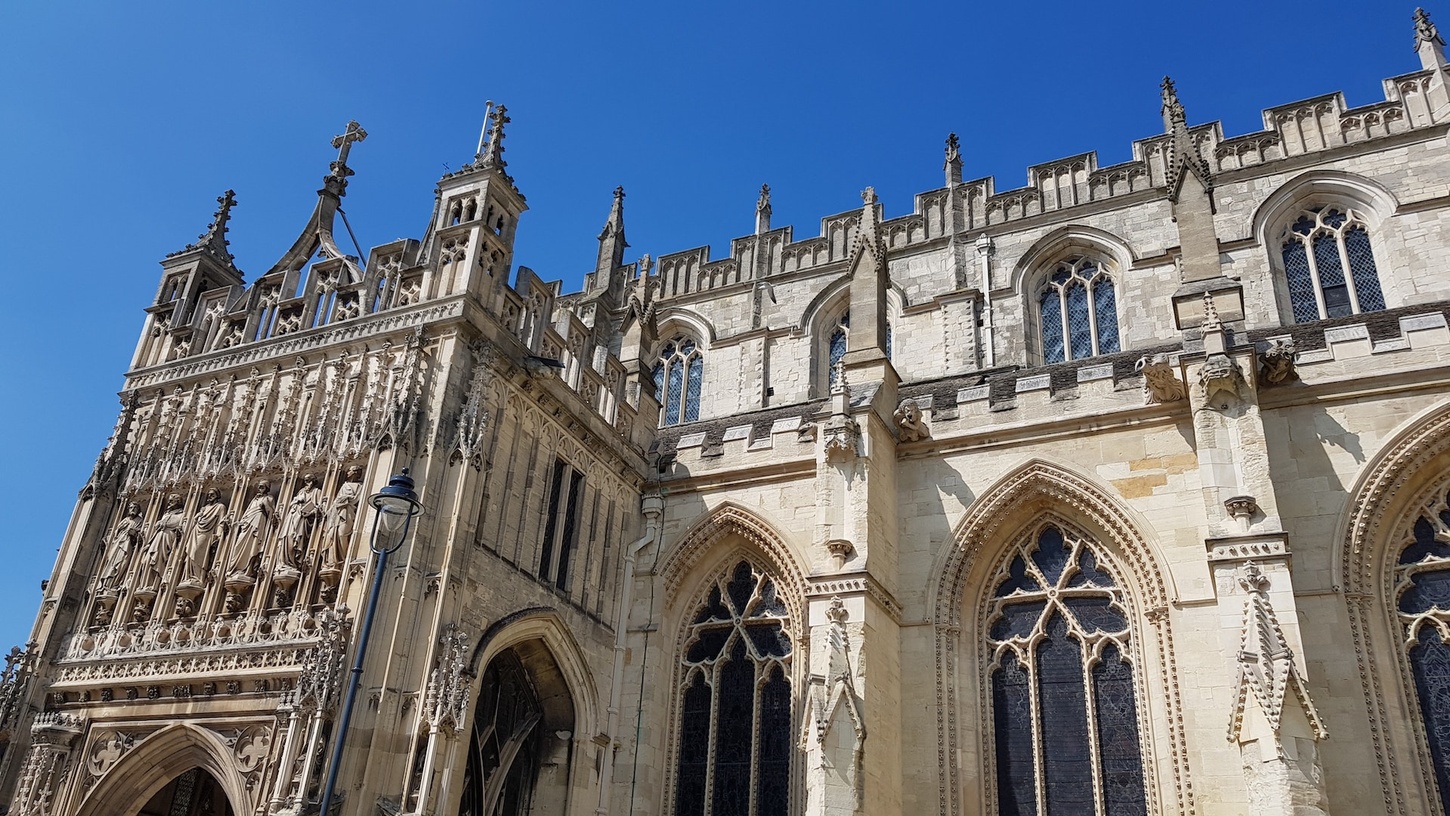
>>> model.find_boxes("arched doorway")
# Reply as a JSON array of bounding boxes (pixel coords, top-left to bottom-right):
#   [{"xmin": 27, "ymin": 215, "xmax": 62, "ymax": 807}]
[
  {"xmin": 134, "ymin": 768, "xmax": 234, "ymax": 816},
  {"xmin": 459, "ymin": 640, "xmax": 576, "ymax": 816}
]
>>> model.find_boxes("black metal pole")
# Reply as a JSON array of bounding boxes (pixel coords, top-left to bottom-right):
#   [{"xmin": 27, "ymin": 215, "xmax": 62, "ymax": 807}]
[{"xmin": 317, "ymin": 543, "xmax": 391, "ymax": 815}]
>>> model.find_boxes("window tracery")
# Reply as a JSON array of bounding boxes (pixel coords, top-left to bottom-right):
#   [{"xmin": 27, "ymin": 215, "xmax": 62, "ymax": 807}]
[
  {"xmin": 1280, "ymin": 205, "xmax": 1385, "ymax": 323},
  {"xmin": 825, "ymin": 311, "xmax": 892, "ymax": 389},
  {"xmin": 653, "ymin": 336, "xmax": 704, "ymax": 426},
  {"xmin": 461, "ymin": 649, "xmax": 544, "ymax": 816},
  {"xmin": 1396, "ymin": 485, "xmax": 1450, "ymax": 814},
  {"xmin": 985, "ymin": 523, "xmax": 1147, "ymax": 816},
  {"xmin": 674, "ymin": 560, "xmax": 792, "ymax": 816},
  {"xmin": 1038, "ymin": 258, "xmax": 1120, "ymax": 364}
]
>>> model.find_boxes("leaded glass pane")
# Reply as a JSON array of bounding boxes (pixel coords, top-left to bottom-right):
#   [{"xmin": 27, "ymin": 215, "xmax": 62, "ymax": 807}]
[
  {"xmin": 1403, "ymin": 570, "xmax": 1450, "ymax": 616},
  {"xmin": 653, "ymin": 363, "xmax": 665, "ymax": 400},
  {"xmin": 829, "ymin": 327, "xmax": 848, "ymax": 386},
  {"xmin": 1411, "ymin": 625, "xmax": 1450, "ymax": 816},
  {"xmin": 987, "ymin": 525, "xmax": 1146, "ymax": 816},
  {"xmin": 1283, "ymin": 239, "xmax": 1320, "ymax": 323},
  {"xmin": 1312, "ymin": 233, "xmax": 1352, "ymax": 318},
  {"xmin": 1066, "ymin": 283, "xmax": 1093, "ymax": 360},
  {"xmin": 1402, "ymin": 515, "xmax": 1450, "ymax": 565},
  {"xmin": 1092, "ymin": 278, "xmax": 1120, "ymax": 355},
  {"xmin": 677, "ymin": 561, "xmax": 793, "ymax": 815},
  {"xmin": 667, "ymin": 361, "xmax": 684, "ymax": 426},
  {"xmin": 1041, "ymin": 290, "xmax": 1065, "ymax": 364},
  {"xmin": 1344, "ymin": 226, "xmax": 1385, "ymax": 312},
  {"xmin": 992, "ymin": 652, "xmax": 1038, "ymax": 816},
  {"xmin": 1093, "ymin": 645, "xmax": 1147, "ymax": 816},
  {"xmin": 685, "ymin": 355, "xmax": 703, "ymax": 422}
]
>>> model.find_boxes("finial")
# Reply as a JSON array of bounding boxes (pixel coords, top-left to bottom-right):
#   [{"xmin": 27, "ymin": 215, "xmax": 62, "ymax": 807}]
[
  {"xmin": 170, "ymin": 189, "xmax": 237, "ymax": 263},
  {"xmin": 1201, "ymin": 290, "xmax": 1222, "ymax": 330},
  {"xmin": 944, "ymin": 132, "xmax": 963, "ymax": 185},
  {"xmin": 479, "ymin": 104, "xmax": 510, "ymax": 169},
  {"xmin": 755, "ymin": 183, "xmax": 772, "ymax": 234},
  {"xmin": 860, "ymin": 186, "xmax": 878, "ymax": 206},
  {"xmin": 1237, "ymin": 561, "xmax": 1270, "ymax": 594},
  {"xmin": 613, "ymin": 185, "xmax": 625, "ymax": 201},
  {"xmin": 329, "ymin": 120, "xmax": 368, "ymax": 181},
  {"xmin": 1417, "ymin": 8, "xmax": 1445, "ymax": 48},
  {"xmin": 831, "ymin": 359, "xmax": 849, "ymax": 396},
  {"xmin": 1160, "ymin": 76, "xmax": 1186, "ymax": 132}
]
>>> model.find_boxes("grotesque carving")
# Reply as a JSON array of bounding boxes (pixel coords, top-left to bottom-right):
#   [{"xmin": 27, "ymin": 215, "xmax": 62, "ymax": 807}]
[
  {"xmin": 894, "ymin": 399, "xmax": 929, "ymax": 443},
  {"xmin": 1135, "ymin": 354, "xmax": 1186, "ymax": 404},
  {"xmin": 1198, "ymin": 353, "xmax": 1242, "ymax": 408},
  {"xmin": 1258, "ymin": 339, "xmax": 1299, "ymax": 386}
]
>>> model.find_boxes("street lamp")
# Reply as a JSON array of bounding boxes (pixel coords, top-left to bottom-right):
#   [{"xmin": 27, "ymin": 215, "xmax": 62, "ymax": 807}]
[{"xmin": 318, "ymin": 468, "xmax": 424, "ymax": 815}]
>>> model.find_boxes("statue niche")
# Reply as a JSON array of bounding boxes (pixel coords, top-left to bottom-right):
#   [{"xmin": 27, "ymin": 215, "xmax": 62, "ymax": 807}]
[
  {"xmin": 318, "ymin": 466, "xmax": 364, "ymax": 603},
  {"xmin": 223, "ymin": 481, "xmax": 275, "ymax": 613},
  {"xmin": 273, "ymin": 474, "xmax": 323, "ymax": 607},
  {"xmin": 93, "ymin": 502, "xmax": 144, "ymax": 627},
  {"xmin": 175, "ymin": 488, "xmax": 229, "ymax": 618},
  {"xmin": 133, "ymin": 494, "xmax": 186, "ymax": 623}
]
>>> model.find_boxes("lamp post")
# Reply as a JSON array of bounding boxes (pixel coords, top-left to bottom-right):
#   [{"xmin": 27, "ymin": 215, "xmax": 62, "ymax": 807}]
[{"xmin": 318, "ymin": 468, "xmax": 423, "ymax": 815}]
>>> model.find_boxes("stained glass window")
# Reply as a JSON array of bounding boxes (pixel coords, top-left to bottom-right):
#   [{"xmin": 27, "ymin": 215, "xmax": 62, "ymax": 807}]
[
  {"xmin": 656, "ymin": 336, "xmax": 704, "ymax": 426},
  {"xmin": 1039, "ymin": 259, "xmax": 1120, "ymax": 364},
  {"xmin": 675, "ymin": 560, "xmax": 792, "ymax": 816},
  {"xmin": 1396, "ymin": 486, "xmax": 1450, "ymax": 814},
  {"xmin": 986, "ymin": 524, "xmax": 1147, "ymax": 816},
  {"xmin": 826, "ymin": 310, "xmax": 893, "ymax": 389},
  {"xmin": 1280, "ymin": 206, "xmax": 1386, "ymax": 322}
]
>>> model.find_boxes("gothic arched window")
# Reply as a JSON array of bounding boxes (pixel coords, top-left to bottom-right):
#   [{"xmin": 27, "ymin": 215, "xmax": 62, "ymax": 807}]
[
  {"xmin": 1396, "ymin": 485, "xmax": 1450, "ymax": 813},
  {"xmin": 825, "ymin": 310, "xmax": 892, "ymax": 389},
  {"xmin": 675, "ymin": 560, "xmax": 792, "ymax": 816},
  {"xmin": 1039, "ymin": 259, "xmax": 1120, "ymax": 365},
  {"xmin": 1281, "ymin": 206, "xmax": 1386, "ymax": 323},
  {"xmin": 653, "ymin": 336, "xmax": 704, "ymax": 426},
  {"xmin": 986, "ymin": 524, "xmax": 1147, "ymax": 816}
]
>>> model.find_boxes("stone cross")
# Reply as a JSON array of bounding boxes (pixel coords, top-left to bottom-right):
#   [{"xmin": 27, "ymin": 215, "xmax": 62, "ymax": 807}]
[{"xmin": 330, "ymin": 120, "xmax": 368, "ymax": 173}]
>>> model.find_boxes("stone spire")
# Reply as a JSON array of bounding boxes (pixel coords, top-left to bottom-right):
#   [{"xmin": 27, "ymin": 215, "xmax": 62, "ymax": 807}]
[
  {"xmin": 755, "ymin": 183, "xmax": 772, "ymax": 234},
  {"xmin": 477, "ymin": 104, "xmax": 510, "ymax": 170},
  {"xmin": 1416, "ymin": 8, "xmax": 1447, "ymax": 69},
  {"xmin": 844, "ymin": 187, "xmax": 890, "ymax": 366},
  {"xmin": 169, "ymin": 190, "xmax": 237, "ymax": 265},
  {"xmin": 1161, "ymin": 77, "xmax": 1212, "ymax": 202},
  {"xmin": 596, "ymin": 186, "xmax": 629, "ymax": 277},
  {"xmin": 944, "ymin": 133, "xmax": 962, "ymax": 186}
]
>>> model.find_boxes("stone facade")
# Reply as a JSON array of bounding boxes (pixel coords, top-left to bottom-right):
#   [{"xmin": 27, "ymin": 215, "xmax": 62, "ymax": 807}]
[{"xmin": 6, "ymin": 11, "xmax": 1450, "ymax": 816}]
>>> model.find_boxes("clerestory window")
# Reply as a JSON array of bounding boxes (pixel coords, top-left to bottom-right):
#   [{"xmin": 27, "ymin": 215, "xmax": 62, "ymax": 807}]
[
  {"xmin": 653, "ymin": 336, "xmax": 704, "ymax": 426},
  {"xmin": 1395, "ymin": 484, "xmax": 1450, "ymax": 814},
  {"xmin": 1280, "ymin": 206, "xmax": 1385, "ymax": 323},
  {"xmin": 1039, "ymin": 258, "xmax": 1120, "ymax": 364},
  {"xmin": 674, "ymin": 560, "xmax": 792, "ymax": 816},
  {"xmin": 986, "ymin": 523, "xmax": 1147, "ymax": 816}
]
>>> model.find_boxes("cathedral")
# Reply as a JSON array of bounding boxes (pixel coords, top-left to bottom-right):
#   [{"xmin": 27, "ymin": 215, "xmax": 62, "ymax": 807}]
[{"xmin": 5, "ymin": 7, "xmax": 1450, "ymax": 816}]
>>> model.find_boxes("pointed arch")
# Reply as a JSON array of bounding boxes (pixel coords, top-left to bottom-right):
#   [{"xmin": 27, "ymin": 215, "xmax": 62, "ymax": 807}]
[
  {"xmin": 1008, "ymin": 224, "xmax": 1138, "ymax": 296},
  {"xmin": 654, "ymin": 306, "xmax": 717, "ymax": 348},
  {"xmin": 1333, "ymin": 397, "xmax": 1450, "ymax": 815},
  {"xmin": 929, "ymin": 457, "xmax": 1190, "ymax": 816},
  {"xmin": 1251, "ymin": 169, "xmax": 1399, "ymax": 247},
  {"xmin": 71, "ymin": 723, "xmax": 250, "ymax": 816},
  {"xmin": 469, "ymin": 607, "xmax": 600, "ymax": 738},
  {"xmin": 659, "ymin": 502, "xmax": 808, "ymax": 622}
]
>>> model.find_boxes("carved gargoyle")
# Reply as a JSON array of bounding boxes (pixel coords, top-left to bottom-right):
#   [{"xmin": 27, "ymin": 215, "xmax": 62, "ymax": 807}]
[
  {"xmin": 1135, "ymin": 354, "xmax": 1186, "ymax": 404},
  {"xmin": 1258, "ymin": 339, "xmax": 1298, "ymax": 386},
  {"xmin": 1198, "ymin": 353, "xmax": 1242, "ymax": 407},
  {"xmin": 894, "ymin": 399, "xmax": 929, "ymax": 442}
]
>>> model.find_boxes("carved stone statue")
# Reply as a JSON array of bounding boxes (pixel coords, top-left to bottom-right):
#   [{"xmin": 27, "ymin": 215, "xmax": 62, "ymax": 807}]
[
  {"xmin": 321, "ymin": 467, "xmax": 364, "ymax": 572},
  {"xmin": 1135, "ymin": 354, "xmax": 1186, "ymax": 404},
  {"xmin": 894, "ymin": 399, "xmax": 929, "ymax": 443},
  {"xmin": 136, "ymin": 494, "xmax": 185, "ymax": 592},
  {"xmin": 97, "ymin": 503, "xmax": 143, "ymax": 592},
  {"xmin": 277, "ymin": 474, "xmax": 324, "ymax": 572},
  {"xmin": 179, "ymin": 488, "xmax": 228, "ymax": 586},
  {"xmin": 226, "ymin": 482, "xmax": 275, "ymax": 579}
]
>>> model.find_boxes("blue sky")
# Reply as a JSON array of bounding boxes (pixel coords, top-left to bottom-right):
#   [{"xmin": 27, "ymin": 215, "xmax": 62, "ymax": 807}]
[{"xmin": 0, "ymin": 2, "xmax": 1418, "ymax": 649}]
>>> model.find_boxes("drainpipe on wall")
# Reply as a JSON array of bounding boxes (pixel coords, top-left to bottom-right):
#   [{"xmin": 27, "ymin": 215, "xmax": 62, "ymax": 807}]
[{"xmin": 596, "ymin": 492, "xmax": 664, "ymax": 816}]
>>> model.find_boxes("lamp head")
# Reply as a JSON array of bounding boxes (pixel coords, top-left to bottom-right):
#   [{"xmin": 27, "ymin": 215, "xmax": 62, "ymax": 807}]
[{"xmin": 369, "ymin": 468, "xmax": 423, "ymax": 551}]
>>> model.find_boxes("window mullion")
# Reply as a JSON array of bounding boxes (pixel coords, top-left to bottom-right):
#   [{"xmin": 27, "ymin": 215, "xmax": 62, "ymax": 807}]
[
  {"xmin": 1082, "ymin": 638, "xmax": 1107, "ymax": 816},
  {"xmin": 703, "ymin": 659, "xmax": 721, "ymax": 816},
  {"xmin": 1058, "ymin": 288, "xmax": 1071, "ymax": 362},
  {"xmin": 749, "ymin": 658, "xmax": 763, "ymax": 816},
  {"xmin": 1084, "ymin": 278, "xmax": 1100, "ymax": 357},
  {"xmin": 1337, "ymin": 227, "xmax": 1363, "ymax": 315},
  {"xmin": 1027, "ymin": 640, "xmax": 1048, "ymax": 816},
  {"xmin": 1305, "ymin": 234, "xmax": 1328, "ymax": 320}
]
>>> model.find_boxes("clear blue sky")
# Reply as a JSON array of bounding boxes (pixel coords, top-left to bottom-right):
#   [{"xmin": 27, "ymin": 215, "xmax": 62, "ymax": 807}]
[{"xmin": 0, "ymin": 2, "xmax": 1417, "ymax": 649}]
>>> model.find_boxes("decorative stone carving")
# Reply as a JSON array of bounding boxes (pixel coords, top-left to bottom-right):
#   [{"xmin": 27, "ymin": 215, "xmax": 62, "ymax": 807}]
[
  {"xmin": 894, "ymin": 399, "xmax": 929, "ymax": 442},
  {"xmin": 224, "ymin": 481, "xmax": 275, "ymax": 611},
  {"xmin": 12, "ymin": 712, "xmax": 84, "ymax": 816},
  {"xmin": 319, "ymin": 466, "xmax": 364, "ymax": 601},
  {"xmin": 826, "ymin": 539, "xmax": 854, "ymax": 571},
  {"xmin": 1224, "ymin": 495, "xmax": 1259, "ymax": 533},
  {"xmin": 451, "ymin": 341, "xmax": 494, "ymax": 470},
  {"xmin": 132, "ymin": 494, "xmax": 185, "ymax": 622},
  {"xmin": 1258, "ymin": 338, "xmax": 1299, "ymax": 386},
  {"xmin": 1135, "ymin": 354, "xmax": 1186, "ymax": 404},
  {"xmin": 175, "ymin": 488, "xmax": 229, "ymax": 617},
  {"xmin": 0, "ymin": 645, "xmax": 32, "ymax": 736},
  {"xmin": 424, "ymin": 625, "xmax": 471, "ymax": 733},
  {"xmin": 1198, "ymin": 353, "xmax": 1242, "ymax": 408},
  {"xmin": 94, "ymin": 503, "xmax": 143, "ymax": 626},
  {"xmin": 274, "ymin": 474, "xmax": 323, "ymax": 606},
  {"xmin": 803, "ymin": 597, "xmax": 865, "ymax": 809},
  {"xmin": 822, "ymin": 361, "xmax": 860, "ymax": 463},
  {"xmin": 295, "ymin": 609, "xmax": 348, "ymax": 714}
]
